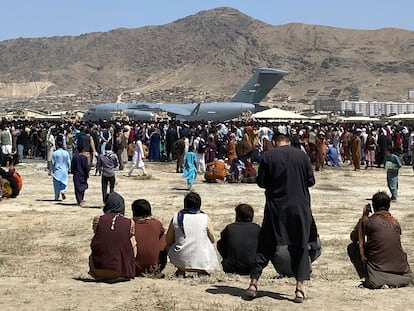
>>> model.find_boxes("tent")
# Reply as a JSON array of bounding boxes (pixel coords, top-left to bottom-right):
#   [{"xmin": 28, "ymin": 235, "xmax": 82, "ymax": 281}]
[
  {"xmin": 251, "ymin": 108, "xmax": 308, "ymax": 120},
  {"xmin": 341, "ymin": 116, "xmax": 381, "ymax": 123},
  {"xmin": 387, "ymin": 113, "xmax": 414, "ymax": 121},
  {"xmin": 309, "ymin": 114, "xmax": 328, "ymax": 121}
]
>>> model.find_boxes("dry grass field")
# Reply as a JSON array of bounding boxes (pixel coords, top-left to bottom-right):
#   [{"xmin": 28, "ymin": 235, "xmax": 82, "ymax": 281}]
[{"xmin": 1, "ymin": 159, "xmax": 414, "ymax": 310}]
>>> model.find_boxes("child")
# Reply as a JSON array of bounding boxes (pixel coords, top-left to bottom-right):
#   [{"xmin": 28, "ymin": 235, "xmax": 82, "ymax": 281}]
[
  {"xmin": 181, "ymin": 145, "xmax": 197, "ymax": 190},
  {"xmin": 97, "ymin": 143, "xmax": 119, "ymax": 203},
  {"xmin": 217, "ymin": 204, "xmax": 261, "ymax": 275},
  {"xmin": 384, "ymin": 148, "xmax": 402, "ymax": 201},
  {"xmin": 132, "ymin": 199, "xmax": 167, "ymax": 277}
]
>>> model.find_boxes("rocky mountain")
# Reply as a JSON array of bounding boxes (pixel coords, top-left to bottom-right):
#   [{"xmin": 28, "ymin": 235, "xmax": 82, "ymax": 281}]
[{"xmin": 0, "ymin": 7, "xmax": 414, "ymax": 107}]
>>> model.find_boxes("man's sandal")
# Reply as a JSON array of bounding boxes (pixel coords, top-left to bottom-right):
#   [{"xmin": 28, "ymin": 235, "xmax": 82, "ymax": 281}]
[
  {"xmin": 294, "ymin": 288, "xmax": 307, "ymax": 303},
  {"xmin": 245, "ymin": 283, "xmax": 258, "ymax": 298}
]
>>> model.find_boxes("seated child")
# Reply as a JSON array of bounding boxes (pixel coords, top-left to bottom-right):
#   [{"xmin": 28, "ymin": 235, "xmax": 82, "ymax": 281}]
[
  {"xmin": 217, "ymin": 204, "xmax": 261, "ymax": 275},
  {"xmin": 132, "ymin": 199, "xmax": 167, "ymax": 277}
]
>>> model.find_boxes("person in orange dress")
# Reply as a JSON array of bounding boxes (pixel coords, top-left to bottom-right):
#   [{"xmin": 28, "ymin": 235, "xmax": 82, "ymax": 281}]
[{"xmin": 315, "ymin": 132, "xmax": 327, "ymax": 171}]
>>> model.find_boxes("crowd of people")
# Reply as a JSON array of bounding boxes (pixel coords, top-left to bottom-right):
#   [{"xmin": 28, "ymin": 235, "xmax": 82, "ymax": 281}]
[
  {"xmin": 0, "ymin": 117, "xmax": 413, "ymax": 202},
  {"xmin": 0, "ymin": 120, "xmax": 414, "ymax": 171},
  {"xmin": 1, "ymin": 117, "xmax": 414, "ymax": 302},
  {"xmin": 0, "ymin": 118, "xmax": 413, "ymax": 178}
]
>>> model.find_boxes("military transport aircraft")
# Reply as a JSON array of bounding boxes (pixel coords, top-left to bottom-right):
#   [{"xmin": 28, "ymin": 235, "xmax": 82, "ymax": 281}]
[{"xmin": 83, "ymin": 67, "xmax": 287, "ymax": 122}]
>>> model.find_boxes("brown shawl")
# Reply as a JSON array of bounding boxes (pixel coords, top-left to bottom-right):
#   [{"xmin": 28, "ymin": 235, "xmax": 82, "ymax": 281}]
[{"xmin": 357, "ymin": 211, "xmax": 400, "ymax": 262}]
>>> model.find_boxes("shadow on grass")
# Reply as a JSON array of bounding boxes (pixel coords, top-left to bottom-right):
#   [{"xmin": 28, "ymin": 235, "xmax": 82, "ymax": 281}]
[{"xmin": 206, "ymin": 284, "xmax": 290, "ymax": 301}]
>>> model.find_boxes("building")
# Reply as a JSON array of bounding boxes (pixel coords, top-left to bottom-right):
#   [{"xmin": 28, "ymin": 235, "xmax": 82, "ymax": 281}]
[
  {"xmin": 315, "ymin": 100, "xmax": 414, "ymax": 117},
  {"xmin": 341, "ymin": 101, "xmax": 414, "ymax": 117}
]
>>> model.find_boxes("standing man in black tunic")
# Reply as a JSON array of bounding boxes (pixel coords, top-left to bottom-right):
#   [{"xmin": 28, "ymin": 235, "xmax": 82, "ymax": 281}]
[{"xmin": 246, "ymin": 134, "xmax": 316, "ymax": 303}]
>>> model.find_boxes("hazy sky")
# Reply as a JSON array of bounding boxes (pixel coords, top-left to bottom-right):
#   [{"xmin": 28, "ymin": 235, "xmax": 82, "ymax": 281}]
[{"xmin": 1, "ymin": 0, "xmax": 413, "ymax": 41}]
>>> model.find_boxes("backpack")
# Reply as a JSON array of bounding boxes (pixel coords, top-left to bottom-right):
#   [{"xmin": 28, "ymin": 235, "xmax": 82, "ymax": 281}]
[{"xmin": 197, "ymin": 139, "xmax": 206, "ymax": 154}]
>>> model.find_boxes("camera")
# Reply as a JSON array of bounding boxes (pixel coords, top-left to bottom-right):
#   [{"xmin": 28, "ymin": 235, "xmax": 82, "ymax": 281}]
[{"xmin": 363, "ymin": 203, "xmax": 372, "ymax": 215}]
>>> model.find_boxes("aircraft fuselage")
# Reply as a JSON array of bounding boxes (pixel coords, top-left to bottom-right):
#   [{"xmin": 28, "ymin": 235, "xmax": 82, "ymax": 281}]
[{"xmin": 83, "ymin": 102, "xmax": 255, "ymax": 122}]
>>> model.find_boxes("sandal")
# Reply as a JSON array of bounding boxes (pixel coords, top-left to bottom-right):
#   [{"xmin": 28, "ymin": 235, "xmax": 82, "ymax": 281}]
[
  {"xmin": 294, "ymin": 288, "xmax": 307, "ymax": 303},
  {"xmin": 245, "ymin": 282, "xmax": 258, "ymax": 298}
]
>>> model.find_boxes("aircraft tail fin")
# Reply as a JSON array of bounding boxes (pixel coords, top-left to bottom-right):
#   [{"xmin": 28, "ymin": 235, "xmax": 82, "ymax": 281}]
[
  {"xmin": 190, "ymin": 103, "xmax": 201, "ymax": 116},
  {"xmin": 230, "ymin": 68, "xmax": 288, "ymax": 104}
]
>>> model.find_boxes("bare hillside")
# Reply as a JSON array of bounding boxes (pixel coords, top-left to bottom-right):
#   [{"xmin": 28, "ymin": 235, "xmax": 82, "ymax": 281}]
[{"xmin": 0, "ymin": 7, "xmax": 414, "ymax": 104}]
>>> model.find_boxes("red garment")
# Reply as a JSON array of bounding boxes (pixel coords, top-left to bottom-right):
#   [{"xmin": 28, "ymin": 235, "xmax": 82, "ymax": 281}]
[
  {"xmin": 245, "ymin": 161, "xmax": 256, "ymax": 176},
  {"xmin": 134, "ymin": 218, "xmax": 166, "ymax": 276},
  {"xmin": 394, "ymin": 132, "xmax": 403, "ymax": 149},
  {"xmin": 90, "ymin": 213, "xmax": 135, "ymax": 278}
]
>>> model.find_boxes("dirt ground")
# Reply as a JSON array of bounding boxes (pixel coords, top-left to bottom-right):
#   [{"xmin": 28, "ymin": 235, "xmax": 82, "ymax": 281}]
[{"xmin": 1, "ymin": 159, "xmax": 414, "ymax": 311}]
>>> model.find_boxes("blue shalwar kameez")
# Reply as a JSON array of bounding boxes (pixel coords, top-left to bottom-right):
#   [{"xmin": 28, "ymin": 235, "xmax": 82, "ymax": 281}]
[{"xmin": 52, "ymin": 148, "xmax": 71, "ymax": 200}]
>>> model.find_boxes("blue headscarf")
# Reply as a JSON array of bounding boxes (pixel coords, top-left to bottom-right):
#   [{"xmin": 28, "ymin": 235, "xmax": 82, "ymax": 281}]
[{"xmin": 177, "ymin": 208, "xmax": 204, "ymax": 238}]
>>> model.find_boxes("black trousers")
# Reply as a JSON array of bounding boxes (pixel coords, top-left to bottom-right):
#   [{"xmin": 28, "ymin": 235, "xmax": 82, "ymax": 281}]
[
  {"xmin": 74, "ymin": 186, "xmax": 85, "ymax": 205},
  {"xmin": 1, "ymin": 152, "xmax": 11, "ymax": 167},
  {"xmin": 101, "ymin": 175, "xmax": 115, "ymax": 203},
  {"xmin": 251, "ymin": 238, "xmax": 311, "ymax": 281}
]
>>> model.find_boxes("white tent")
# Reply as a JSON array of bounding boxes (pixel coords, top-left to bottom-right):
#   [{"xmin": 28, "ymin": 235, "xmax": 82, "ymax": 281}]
[
  {"xmin": 387, "ymin": 113, "xmax": 414, "ymax": 120},
  {"xmin": 309, "ymin": 114, "xmax": 328, "ymax": 121},
  {"xmin": 251, "ymin": 108, "xmax": 308, "ymax": 120},
  {"xmin": 341, "ymin": 116, "xmax": 381, "ymax": 123}
]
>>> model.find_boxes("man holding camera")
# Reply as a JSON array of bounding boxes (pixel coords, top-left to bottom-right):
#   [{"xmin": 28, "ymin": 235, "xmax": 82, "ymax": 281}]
[{"xmin": 347, "ymin": 191, "xmax": 413, "ymax": 289}]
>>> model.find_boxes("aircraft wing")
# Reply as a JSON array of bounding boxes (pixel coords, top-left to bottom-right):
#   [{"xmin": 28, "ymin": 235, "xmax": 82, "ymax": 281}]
[
  {"xmin": 134, "ymin": 103, "xmax": 196, "ymax": 116},
  {"xmin": 127, "ymin": 103, "xmax": 161, "ymax": 111},
  {"xmin": 123, "ymin": 102, "xmax": 196, "ymax": 116}
]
